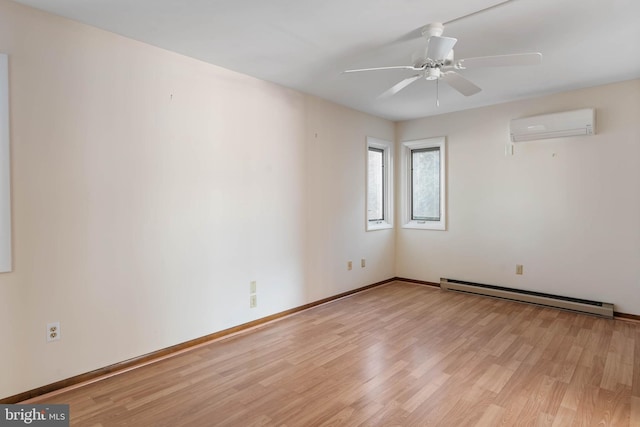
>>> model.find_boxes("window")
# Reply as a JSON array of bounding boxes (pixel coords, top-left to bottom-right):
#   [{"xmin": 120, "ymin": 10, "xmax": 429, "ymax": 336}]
[
  {"xmin": 411, "ymin": 148, "xmax": 440, "ymax": 221},
  {"xmin": 401, "ymin": 137, "xmax": 446, "ymax": 230},
  {"xmin": 366, "ymin": 137, "xmax": 393, "ymax": 231},
  {"xmin": 368, "ymin": 147, "xmax": 384, "ymax": 221}
]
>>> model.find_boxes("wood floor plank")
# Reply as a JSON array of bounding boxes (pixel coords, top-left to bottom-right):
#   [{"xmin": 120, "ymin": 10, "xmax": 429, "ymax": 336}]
[
  {"xmin": 25, "ymin": 282, "xmax": 639, "ymax": 426},
  {"xmin": 631, "ymin": 395, "xmax": 640, "ymax": 426},
  {"xmin": 475, "ymin": 363, "xmax": 516, "ymax": 394},
  {"xmin": 473, "ymin": 403, "xmax": 505, "ymax": 427},
  {"xmin": 590, "ymin": 384, "xmax": 632, "ymax": 427},
  {"xmin": 552, "ymin": 406, "xmax": 576, "ymax": 426},
  {"xmin": 571, "ymin": 384, "xmax": 600, "ymax": 427}
]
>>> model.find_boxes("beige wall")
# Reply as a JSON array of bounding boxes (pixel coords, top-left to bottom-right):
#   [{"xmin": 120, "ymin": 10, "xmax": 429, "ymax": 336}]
[
  {"xmin": 396, "ymin": 79, "xmax": 640, "ymax": 315},
  {"xmin": 0, "ymin": 0, "xmax": 395, "ymax": 398}
]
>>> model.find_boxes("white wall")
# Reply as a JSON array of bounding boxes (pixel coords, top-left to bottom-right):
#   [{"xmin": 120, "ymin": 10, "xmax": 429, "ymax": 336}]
[
  {"xmin": 396, "ymin": 79, "xmax": 640, "ymax": 315},
  {"xmin": 0, "ymin": 0, "xmax": 395, "ymax": 399}
]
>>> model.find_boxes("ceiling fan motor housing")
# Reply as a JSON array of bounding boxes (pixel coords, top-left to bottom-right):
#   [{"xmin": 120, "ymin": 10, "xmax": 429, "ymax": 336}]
[{"xmin": 422, "ymin": 22, "xmax": 444, "ymax": 39}]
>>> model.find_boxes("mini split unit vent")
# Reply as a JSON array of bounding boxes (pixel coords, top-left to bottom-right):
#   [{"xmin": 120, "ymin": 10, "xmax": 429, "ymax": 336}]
[{"xmin": 510, "ymin": 108, "xmax": 595, "ymax": 142}]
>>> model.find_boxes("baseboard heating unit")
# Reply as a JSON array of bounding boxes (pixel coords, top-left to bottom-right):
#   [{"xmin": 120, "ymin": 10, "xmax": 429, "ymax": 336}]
[{"xmin": 440, "ymin": 278, "xmax": 614, "ymax": 319}]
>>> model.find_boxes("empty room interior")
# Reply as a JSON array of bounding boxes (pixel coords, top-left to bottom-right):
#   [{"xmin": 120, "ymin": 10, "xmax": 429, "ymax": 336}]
[{"xmin": 0, "ymin": 0, "xmax": 639, "ymax": 425}]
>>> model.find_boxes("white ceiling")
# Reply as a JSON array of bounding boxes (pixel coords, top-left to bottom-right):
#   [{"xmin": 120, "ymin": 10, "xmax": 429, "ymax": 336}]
[{"xmin": 13, "ymin": 0, "xmax": 640, "ymax": 121}]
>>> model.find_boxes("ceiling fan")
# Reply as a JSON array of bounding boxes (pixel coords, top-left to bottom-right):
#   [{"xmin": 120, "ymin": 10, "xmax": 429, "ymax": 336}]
[{"xmin": 344, "ymin": 21, "xmax": 542, "ymax": 104}]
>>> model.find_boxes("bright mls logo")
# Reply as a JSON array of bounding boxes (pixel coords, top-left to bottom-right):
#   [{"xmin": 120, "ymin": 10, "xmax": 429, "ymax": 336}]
[{"xmin": 0, "ymin": 405, "xmax": 69, "ymax": 426}]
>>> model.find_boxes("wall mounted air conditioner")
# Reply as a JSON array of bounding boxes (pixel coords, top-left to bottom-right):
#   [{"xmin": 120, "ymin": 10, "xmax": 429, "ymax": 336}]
[{"xmin": 510, "ymin": 108, "xmax": 595, "ymax": 142}]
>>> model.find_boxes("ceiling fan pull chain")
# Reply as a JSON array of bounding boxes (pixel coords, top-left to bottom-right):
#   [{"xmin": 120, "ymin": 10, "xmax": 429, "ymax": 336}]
[{"xmin": 436, "ymin": 77, "xmax": 440, "ymax": 107}]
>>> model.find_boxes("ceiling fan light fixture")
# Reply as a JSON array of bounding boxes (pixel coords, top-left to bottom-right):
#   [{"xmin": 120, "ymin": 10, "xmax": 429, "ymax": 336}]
[{"xmin": 425, "ymin": 68, "xmax": 441, "ymax": 80}]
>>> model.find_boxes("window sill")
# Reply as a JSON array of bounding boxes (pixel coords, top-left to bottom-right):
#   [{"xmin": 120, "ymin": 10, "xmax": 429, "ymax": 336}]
[
  {"xmin": 402, "ymin": 220, "xmax": 446, "ymax": 231},
  {"xmin": 367, "ymin": 221, "xmax": 393, "ymax": 231}
]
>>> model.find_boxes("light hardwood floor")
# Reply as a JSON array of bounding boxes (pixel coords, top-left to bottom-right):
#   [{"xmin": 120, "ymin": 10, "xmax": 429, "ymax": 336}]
[{"xmin": 31, "ymin": 282, "xmax": 639, "ymax": 426}]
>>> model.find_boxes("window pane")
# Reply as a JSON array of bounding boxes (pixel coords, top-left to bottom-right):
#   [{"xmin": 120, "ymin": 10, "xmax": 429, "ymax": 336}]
[
  {"xmin": 367, "ymin": 147, "xmax": 384, "ymax": 221},
  {"xmin": 411, "ymin": 148, "xmax": 440, "ymax": 221}
]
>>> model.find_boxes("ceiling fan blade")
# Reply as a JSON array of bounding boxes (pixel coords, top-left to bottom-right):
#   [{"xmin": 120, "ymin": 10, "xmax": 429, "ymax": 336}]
[
  {"xmin": 393, "ymin": 1, "xmax": 516, "ymax": 43},
  {"xmin": 441, "ymin": 71, "xmax": 481, "ymax": 96},
  {"xmin": 457, "ymin": 52, "xmax": 542, "ymax": 68},
  {"xmin": 343, "ymin": 65, "xmax": 423, "ymax": 74},
  {"xmin": 426, "ymin": 36, "xmax": 457, "ymax": 60},
  {"xmin": 379, "ymin": 74, "xmax": 422, "ymax": 99},
  {"xmin": 444, "ymin": 0, "xmax": 515, "ymax": 25}
]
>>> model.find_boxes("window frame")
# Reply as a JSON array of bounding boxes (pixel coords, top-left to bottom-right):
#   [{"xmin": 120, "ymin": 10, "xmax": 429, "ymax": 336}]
[
  {"xmin": 366, "ymin": 137, "xmax": 393, "ymax": 231},
  {"xmin": 401, "ymin": 137, "xmax": 447, "ymax": 230}
]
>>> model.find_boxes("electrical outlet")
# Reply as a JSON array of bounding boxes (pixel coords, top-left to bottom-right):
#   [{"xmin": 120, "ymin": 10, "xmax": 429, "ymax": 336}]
[
  {"xmin": 347, "ymin": 261, "xmax": 352, "ymax": 271},
  {"xmin": 250, "ymin": 281, "xmax": 256, "ymax": 294},
  {"xmin": 516, "ymin": 265, "xmax": 524, "ymax": 275},
  {"xmin": 250, "ymin": 295, "xmax": 257, "ymax": 308},
  {"xmin": 361, "ymin": 258, "xmax": 366, "ymax": 268},
  {"xmin": 47, "ymin": 322, "xmax": 61, "ymax": 342}
]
